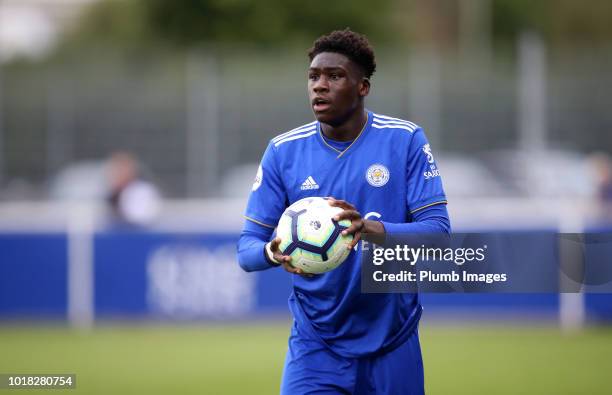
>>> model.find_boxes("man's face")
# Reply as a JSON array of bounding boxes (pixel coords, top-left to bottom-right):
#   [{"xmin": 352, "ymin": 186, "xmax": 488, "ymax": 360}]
[{"xmin": 308, "ymin": 52, "xmax": 369, "ymax": 126}]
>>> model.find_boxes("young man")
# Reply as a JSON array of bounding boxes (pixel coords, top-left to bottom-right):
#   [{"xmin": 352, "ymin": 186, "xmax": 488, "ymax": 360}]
[{"xmin": 237, "ymin": 29, "xmax": 450, "ymax": 394}]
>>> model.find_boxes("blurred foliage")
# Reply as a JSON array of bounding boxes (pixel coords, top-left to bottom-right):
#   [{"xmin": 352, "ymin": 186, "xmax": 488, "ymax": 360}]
[
  {"xmin": 57, "ymin": 0, "xmax": 612, "ymax": 53},
  {"xmin": 61, "ymin": 0, "xmax": 395, "ymax": 50},
  {"xmin": 493, "ymin": 0, "xmax": 612, "ymax": 45}
]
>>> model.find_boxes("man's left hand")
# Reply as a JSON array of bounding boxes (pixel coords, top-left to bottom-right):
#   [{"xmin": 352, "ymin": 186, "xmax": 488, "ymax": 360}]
[{"xmin": 327, "ymin": 197, "xmax": 385, "ymax": 250}]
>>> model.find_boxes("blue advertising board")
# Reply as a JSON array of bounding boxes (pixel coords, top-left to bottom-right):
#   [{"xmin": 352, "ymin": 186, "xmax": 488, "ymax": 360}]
[
  {"xmin": 0, "ymin": 230, "xmax": 610, "ymax": 321},
  {"xmin": 0, "ymin": 233, "xmax": 68, "ymax": 318}
]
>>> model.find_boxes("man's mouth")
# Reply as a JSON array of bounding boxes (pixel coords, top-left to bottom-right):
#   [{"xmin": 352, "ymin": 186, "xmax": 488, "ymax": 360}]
[{"xmin": 312, "ymin": 97, "xmax": 331, "ymax": 112}]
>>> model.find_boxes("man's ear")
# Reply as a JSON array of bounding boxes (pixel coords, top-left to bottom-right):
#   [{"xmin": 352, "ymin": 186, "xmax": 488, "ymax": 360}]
[{"xmin": 359, "ymin": 78, "xmax": 370, "ymax": 97}]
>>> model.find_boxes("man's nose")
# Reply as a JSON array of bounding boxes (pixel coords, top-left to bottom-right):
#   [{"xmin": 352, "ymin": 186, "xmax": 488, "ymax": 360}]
[{"xmin": 312, "ymin": 76, "xmax": 329, "ymax": 92}]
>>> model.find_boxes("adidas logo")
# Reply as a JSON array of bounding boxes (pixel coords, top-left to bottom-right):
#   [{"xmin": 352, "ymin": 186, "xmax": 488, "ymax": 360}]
[{"xmin": 300, "ymin": 176, "xmax": 320, "ymax": 190}]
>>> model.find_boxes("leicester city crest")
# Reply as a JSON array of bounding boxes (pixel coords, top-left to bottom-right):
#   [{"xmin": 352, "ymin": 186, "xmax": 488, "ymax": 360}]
[{"xmin": 366, "ymin": 164, "xmax": 390, "ymax": 187}]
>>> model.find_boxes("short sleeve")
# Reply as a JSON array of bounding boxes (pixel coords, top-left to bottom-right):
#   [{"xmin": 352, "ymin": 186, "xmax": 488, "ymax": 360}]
[
  {"xmin": 406, "ymin": 129, "xmax": 447, "ymax": 213},
  {"xmin": 244, "ymin": 142, "xmax": 288, "ymax": 228}
]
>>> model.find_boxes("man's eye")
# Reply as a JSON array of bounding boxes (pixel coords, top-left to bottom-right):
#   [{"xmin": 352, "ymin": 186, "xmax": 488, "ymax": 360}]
[
  {"xmin": 330, "ymin": 74, "xmax": 340, "ymax": 80},
  {"xmin": 308, "ymin": 74, "xmax": 319, "ymax": 81}
]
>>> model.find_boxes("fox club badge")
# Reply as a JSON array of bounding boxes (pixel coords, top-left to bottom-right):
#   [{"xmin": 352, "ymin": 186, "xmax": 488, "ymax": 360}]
[{"xmin": 366, "ymin": 164, "xmax": 390, "ymax": 187}]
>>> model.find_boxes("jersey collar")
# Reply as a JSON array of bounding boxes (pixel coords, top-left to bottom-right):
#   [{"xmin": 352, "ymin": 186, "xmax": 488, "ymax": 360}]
[{"xmin": 316, "ymin": 111, "xmax": 373, "ymax": 159}]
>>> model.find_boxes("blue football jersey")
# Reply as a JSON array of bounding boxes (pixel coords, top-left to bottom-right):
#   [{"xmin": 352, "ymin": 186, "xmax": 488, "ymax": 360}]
[{"xmin": 245, "ymin": 111, "xmax": 447, "ymax": 358}]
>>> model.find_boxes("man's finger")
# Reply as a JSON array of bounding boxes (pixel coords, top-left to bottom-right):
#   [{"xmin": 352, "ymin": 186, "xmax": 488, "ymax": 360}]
[
  {"xmin": 282, "ymin": 262, "xmax": 312, "ymax": 277},
  {"xmin": 283, "ymin": 265, "xmax": 298, "ymax": 273},
  {"xmin": 349, "ymin": 232, "xmax": 362, "ymax": 249},
  {"xmin": 334, "ymin": 201, "xmax": 355, "ymax": 210},
  {"xmin": 274, "ymin": 253, "xmax": 291, "ymax": 264},
  {"xmin": 333, "ymin": 210, "xmax": 361, "ymax": 222},
  {"xmin": 269, "ymin": 237, "xmax": 282, "ymax": 251},
  {"xmin": 281, "ymin": 260, "xmax": 297, "ymax": 272},
  {"xmin": 341, "ymin": 221, "xmax": 363, "ymax": 236},
  {"xmin": 294, "ymin": 267, "xmax": 315, "ymax": 278},
  {"xmin": 328, "ymin": 199, "xmax": 355, "ymax": 211}
]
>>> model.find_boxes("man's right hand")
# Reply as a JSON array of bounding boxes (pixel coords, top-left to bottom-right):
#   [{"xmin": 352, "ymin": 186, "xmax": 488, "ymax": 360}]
[{"xmin": 267, "ymin": 237, "xmax": 312, "ymax": 277}]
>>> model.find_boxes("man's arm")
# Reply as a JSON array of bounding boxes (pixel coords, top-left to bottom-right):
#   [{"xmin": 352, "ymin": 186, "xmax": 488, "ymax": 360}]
[
  {"xmin": 380, "ymin": 203, "xmax": 450, "ymax": 234},
  {"xmin": 238, "ymin": 140, "xmax": 305, "ymax": 274},
  {"xmin": 331, "ymin": 127, "xmax": 449, "ymax": 241},
  {"xmin": 240, "ymin": 200, "xmax": 449, "ymax": 274},
  {"xmin": 329, "ymin": 198, "xmax": 450, "ymax": 247},
  {"xmin": 237, "ymin": 219, "xmax": 278, "ymax": 272},
  {"xmin": 237, "ymin": 218, "xmax": 311, "ymax": 276}
]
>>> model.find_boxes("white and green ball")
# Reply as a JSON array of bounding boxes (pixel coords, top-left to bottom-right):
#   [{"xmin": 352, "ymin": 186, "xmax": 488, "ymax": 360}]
[{"xmin": 277, "ymin": 197, "xmax": 353, "ymax": 274}]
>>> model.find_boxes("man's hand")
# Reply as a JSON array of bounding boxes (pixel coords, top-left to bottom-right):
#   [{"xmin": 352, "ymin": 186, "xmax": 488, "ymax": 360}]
[
  {"xmin": 328, "ymin": 197, "xmax": 385, "ymax": 249},
  {"xmin": 267, "ymin": 237, "xmax": 312, "ymax": 277}
]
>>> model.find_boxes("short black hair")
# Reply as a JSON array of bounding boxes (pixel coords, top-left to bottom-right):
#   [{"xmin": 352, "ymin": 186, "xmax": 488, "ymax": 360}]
[{"xmin": 308, "ymin": 29, "xmax": 376, "ymax": 79}]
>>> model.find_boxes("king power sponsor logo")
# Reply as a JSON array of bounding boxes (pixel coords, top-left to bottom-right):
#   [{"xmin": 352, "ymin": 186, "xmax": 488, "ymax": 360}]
[{"xmin": 422, "ymin": 144, "xmax": 441, "ymax": 179}]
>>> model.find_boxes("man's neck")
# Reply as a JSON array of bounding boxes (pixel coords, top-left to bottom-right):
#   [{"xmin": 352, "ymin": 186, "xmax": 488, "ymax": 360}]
[{"xmin": 320, "ymin": 108, "xmax": 368, "ymax": 142}]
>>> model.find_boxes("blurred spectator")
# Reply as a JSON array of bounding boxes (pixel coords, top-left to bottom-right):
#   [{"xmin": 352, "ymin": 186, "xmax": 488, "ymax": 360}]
[
  {"xmin": 588, "ymin": 152, "xmax": 612, "ymax": 227},
  {"xmin": 107, "ymin": 152, "xmax": 161, "ymax": 226},
  {"xmin": 589, "ymin": 153, "xmax": 612, "ymax": 203}
]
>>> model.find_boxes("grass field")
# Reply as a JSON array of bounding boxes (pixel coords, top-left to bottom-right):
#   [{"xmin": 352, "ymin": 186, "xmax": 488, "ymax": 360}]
[{"xmin": 1, "ymin": 322, "xmax": 611, "ymax": 394}]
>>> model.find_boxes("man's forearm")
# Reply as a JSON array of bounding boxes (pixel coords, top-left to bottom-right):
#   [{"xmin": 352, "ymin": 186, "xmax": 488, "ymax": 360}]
[
  {"xmin": 237, "ymin": 221, "xmax": 278, "ymax": 272},
  {"xmin": 379, "ymin": 204, "xmax": 451, "ymax": 234}
]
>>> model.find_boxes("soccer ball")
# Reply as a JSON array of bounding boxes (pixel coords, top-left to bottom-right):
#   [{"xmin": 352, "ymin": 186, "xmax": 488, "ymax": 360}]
[{"xmin": 277, "ymin": 197, "xmax": 353, "ymax": 274}]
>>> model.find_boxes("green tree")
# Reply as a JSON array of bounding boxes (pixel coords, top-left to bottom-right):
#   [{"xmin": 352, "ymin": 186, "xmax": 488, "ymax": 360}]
[
  {"xmin": 61, "ymin": 0, "xmax": 395, "ymax": 49},
  {"xmin": 493, "ymin": 0, "xmax": 612, "ymax": 45}
]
